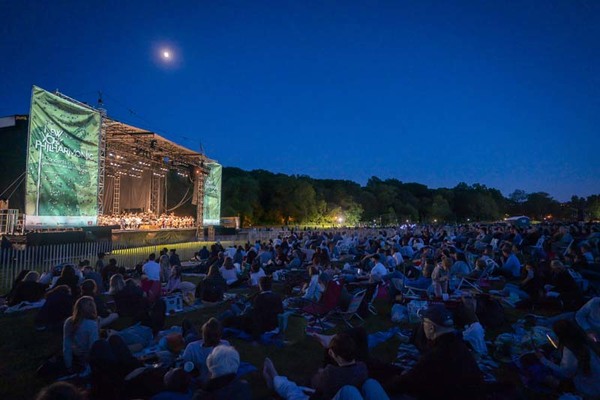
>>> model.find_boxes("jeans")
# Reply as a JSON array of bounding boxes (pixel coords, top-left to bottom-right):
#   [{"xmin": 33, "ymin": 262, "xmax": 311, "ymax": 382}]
[{"xmin": 274, "ymin": 377, "xmax": 389, "ymax": 400}]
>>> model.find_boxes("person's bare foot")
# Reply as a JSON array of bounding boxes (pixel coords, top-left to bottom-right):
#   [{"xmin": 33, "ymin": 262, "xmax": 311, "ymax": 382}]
[{"xmin": 263, "ymin": 357, "xmax": 278, "ymax": 390}]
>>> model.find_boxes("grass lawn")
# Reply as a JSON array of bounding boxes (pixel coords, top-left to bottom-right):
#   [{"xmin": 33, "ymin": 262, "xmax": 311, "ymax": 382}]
[{"xmin": 0, "ymin": 277, "xmax": 560, "ymax": 400}]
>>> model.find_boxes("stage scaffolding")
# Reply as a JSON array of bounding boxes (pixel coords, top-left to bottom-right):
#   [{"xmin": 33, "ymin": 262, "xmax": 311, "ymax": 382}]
[{"xmin": 103, "ymin": 117, "xmax": 212, "ymax": 231}]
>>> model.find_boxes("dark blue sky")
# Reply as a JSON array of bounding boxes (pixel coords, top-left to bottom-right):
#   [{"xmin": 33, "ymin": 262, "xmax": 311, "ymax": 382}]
[{"xmin": 1, "ymin": 1, "xmax": 598, "ymax": 201}]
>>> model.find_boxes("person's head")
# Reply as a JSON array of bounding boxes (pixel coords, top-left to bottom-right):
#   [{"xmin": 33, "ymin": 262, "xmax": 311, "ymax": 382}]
[
  {"xmin": 420, "ymin": 304, "xmax": 454, "ymax": 340},
  {"xmin": 109, "ymin": 273, "xmax": 125, "ymax": 294},
  {"xmin": 97, "ymin": 252, "xmax": 105, "ymax": 260},
  {"xmin": 202, "ymin": 317, "xmax": 223, "ymax": 347},
  {"xmin": 223, "ymin": 257, "xmax": 234, "ymax": 269},
  {"xmin": 206, "ymin": 345, "xmax": 240, "ymax": 378},
  {"xmin": 36, "ymin": 382, "xmax": 85, "ymax": 400},
  {"xmin": 328, "ymin": 333, "xmax": 357, "ymax": 364},
  {"xmin": 441, "ymin": 257, "xmax": 452, "ymax": 269},
  {"xmin": 148, "ymin": 253, "xmax": 156, "ymax": 261},
  {"xmin": 372, "ymin": 253, "xmax": 381, "ymax": 261},
  {"xmin": 251, "ymin": 263, "xmax": 261, "ymax": 273},
  {"xmin": 258, "ymin": 276, "xmax": 272, "ymax": 292},
  {"xmin": 422, "ymin": 262, "xmax": 434, "ymax": 278},
  {"xmin": 72, "ymin": 296, "xmax": 97, "ymax": 325},
  {"xmin": 23, "ymin": 271, "xmax": 40, "ymax": 283},
  {"xmin": 170, "ymin": 249, "xmax": 176, "ymax": 254},
  {"xmin": 501, "ymin": 246, "xmax": 512, "ymax": 256},
  {"xmin": 46, "ymin": 284, "xmax": 71, "ymax": 298},
  {"xmin": 81, "ymin": 279, "xmax": 98, "ymax": 297},
  {"xmin": 61, "ymin": 264, "xmax": 76, "ymax": 280},
  {"xmin": 163, "ymin": 367, "xmax": 189, "ymax": 393},
  {"xmin": 308, "ymin": 266, "xmax": 319, "ymax": 277},
  {"xmin": 475, "ymin": 258, "xmax": 487, "ymax": 271},
  {"xmin": 550, "ymin": 260, "xmax": 565, "ymax": 271},
  {"xmin": 108, "ymin": 258, "xmax": 117, "ymax": 267},
  {"xmin": 207, "ymin": 265, "xmax": 220, "ymax": 277},
  {"xmin": 552, "ymin": 319, "xmax": 591, "ymax": 374}
]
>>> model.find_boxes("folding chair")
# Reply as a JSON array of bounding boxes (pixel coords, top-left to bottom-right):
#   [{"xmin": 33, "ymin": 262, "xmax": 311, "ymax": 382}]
[
  {"xmin": 300, "ymin": 279, "xmax": 343, "ymax": 330},
  {"xmin": 328, "ymin": 289, "xmax": 367, "ymax": 328},
  {"xmin": 390, "ymin": 278, "xmax": 432, "ymax": 300},
  {"xmin": 456, "ymin": 258, "xmax": 497, "ymax": 294},
  {"xmin": 365, "ymin": 282, "xmax": 385, "ymax": 315}
]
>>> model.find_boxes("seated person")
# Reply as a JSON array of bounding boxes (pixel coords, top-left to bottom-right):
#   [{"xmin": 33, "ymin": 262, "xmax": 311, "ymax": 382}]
[
  {"xmin": 165, "ymin": 265, "xmax": 182, "ymax": 294},
  {"xmin": 537, "ymin": 319, "xmax": 600, "ymax": 399},
  {"xmin": 35, "ymin": 382, "xmax": 86, "ymax": 400},
  {"xmin": 192, "ymin": 345, "xmax": 251, "ymax": 400},
  {"xmin": 81, "ymin": 279, "xmax": 119, "ymax": 328},
  {"xmin": 89, "ymin": 334, "xmax": 143, "ymax": 399},
  {"xmin": 388, "ymin": 305, "xmax": 484, "ymax": 399},
  {"xmin": 63, "ymin": 296, "xmax": 99, "ymax": 372},
  {"xmin": 219, "ymin": 257, "xmax": 240, "ymax": 286},
  {"xmin": 388, "ymin": 262, "xmax": 433, "ymax": 300},
  {"xmin": 449, "ymin": 252, "xmax": 471, "ymax": 278},
  {"xmin": 222, "ymin": 277, "xmax": 283, "ymax": 339},
  {"xmin": 196, "ymin": 266, "xmax": 227, "ymax": 302},
  {"xmin": 35, "ymin": 285, "xmax": 73, "ymax": 331},
  {"xmin": 263, "ymin": 332, "xmax": 389, "ymax": 400},
  {"xmin": 302, "ymin": 266, "xmax": 325, "ymax": 302},
  {"xmin": 466, "ymin": 258, "xmax": 487, "ymax": 280},
  {"xmin": 368, "ymin": 254, "xmax": 388, "ymax": 283},
  {"xmin": 544, "ymin": 260, "xmax": 583, "ymax": 310},
  {"xmin": 431, "ymin": 258, "xmax": 451, "ymax": 297},
  {"xmin": 152, "ymin": 367, "xmax": 193, "ymax": 400},
  {"xmin": 502, "ymin": 260, "xmax": 543, "ymax": 302},
  {"xmin": 113, "ymin": 278, "xmax": 148, "ymax": 319},
  {"xmin": 182, "ymin": 318, "xmax": 230, "ymax": 384},
  {"xmin": 198, "ymin": 246, "xmax": 210, "ymax": 260},
  {"xmin": 8, "ymin": 271, "xmax": 46, "ymax": 306},
  {"xmin": 497, "ymin": 246, "xmax": 522, "ymax": 279},
  {"xmin": 54, "ymin": 264, "xmax": 81, "ymax": 298},
  {"xmin": 249, "ymin": 261, "xmax": 266, "ymax": 287},
  {"xmin": 101, "ymin": 258, "xmax": 119, "ymax": 290},
  {"xmin": 79, "ymin": 261, "xmax": 103, "ymax": 289}
]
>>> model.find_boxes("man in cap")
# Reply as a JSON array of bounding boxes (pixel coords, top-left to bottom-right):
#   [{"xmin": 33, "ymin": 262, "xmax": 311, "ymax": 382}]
[{"xmin": 389, "ymin": 304, "xmax": 484, "ymax": 399}]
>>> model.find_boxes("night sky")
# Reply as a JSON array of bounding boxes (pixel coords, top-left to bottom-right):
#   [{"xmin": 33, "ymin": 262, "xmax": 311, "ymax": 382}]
[{"xmin": 1, "ymin": 1, "xmax": 599, "ymax": 201}]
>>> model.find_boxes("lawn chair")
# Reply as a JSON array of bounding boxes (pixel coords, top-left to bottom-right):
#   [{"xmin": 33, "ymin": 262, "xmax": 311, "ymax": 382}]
[
  {"xmin": 390, "ymin": 278, "xmax": 432, "ymax": 301},
  {"xmin": 300, "ymin": 279, "xmax": 343, "ymax": 330},
  {"xmin": 328, "ymin": 289, "xmax": 367, "ymax": 328},
  {"xmin": 365, "ymin": 282, "xmax": 385, "ymax": 315},
  {"xmin": 456, "ymin": 258, "xmax": 497, "ymax": 293}
]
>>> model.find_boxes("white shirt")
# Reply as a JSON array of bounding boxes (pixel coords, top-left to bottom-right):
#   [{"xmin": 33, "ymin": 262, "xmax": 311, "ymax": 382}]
[
  {"xmin": 143, "ymin": 260, "xmax": 161, "ymax": 281},
  {"xmin": 370, "ymin": 262, "xmax": 388, "ymax": 281},
  {"xmin": 250, "ymin": 268, "xmax": 266, "ymax": 286}
]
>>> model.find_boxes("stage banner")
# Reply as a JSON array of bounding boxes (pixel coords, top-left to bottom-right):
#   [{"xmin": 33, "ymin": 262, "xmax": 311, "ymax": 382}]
[
  {"xmin": 203, "ymin": 162, "xmax": 222, "ymax": 225},
  {"xmin": 25, "ymin": 86, "xmax": 101, "ymax": 229}
]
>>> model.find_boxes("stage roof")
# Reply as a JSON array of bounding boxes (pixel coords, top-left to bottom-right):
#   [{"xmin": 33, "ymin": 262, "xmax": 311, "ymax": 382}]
[{"xmin": 104, "ymin": 117, "xmax": 215, "ymax": 178}]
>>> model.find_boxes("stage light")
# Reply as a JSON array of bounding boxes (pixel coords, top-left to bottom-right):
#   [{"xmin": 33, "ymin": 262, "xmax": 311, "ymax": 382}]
[{"xmin": 163, "ymin": 50, "xmax": 171, "ymax": 59}]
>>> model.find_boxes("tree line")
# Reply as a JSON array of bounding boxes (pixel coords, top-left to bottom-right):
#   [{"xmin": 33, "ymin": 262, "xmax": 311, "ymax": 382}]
[{"xmin": 220, "ymin": 167, "xmax": 600, "ymax": 227}]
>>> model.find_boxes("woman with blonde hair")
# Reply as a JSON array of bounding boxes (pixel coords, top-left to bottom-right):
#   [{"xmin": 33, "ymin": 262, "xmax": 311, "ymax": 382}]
[
  {"xmin": 63, "ymin": 296, "xmax": 99, "ymax": 372},
  {"xmin": 108, "ymin": 273, "xmax": 126, "ymax": 295}
]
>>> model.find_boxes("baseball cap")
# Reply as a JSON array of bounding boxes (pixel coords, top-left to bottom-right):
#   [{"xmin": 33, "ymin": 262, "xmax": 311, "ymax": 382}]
[{"xmin": 418, "ymin": 304, "xmax": 454, "ymax": 327}]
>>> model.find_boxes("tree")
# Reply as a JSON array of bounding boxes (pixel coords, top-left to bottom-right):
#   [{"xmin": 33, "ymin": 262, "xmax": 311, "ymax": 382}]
[{"xmin": 431, "ymin": 195, "xmax": 454, "ymax": 222}]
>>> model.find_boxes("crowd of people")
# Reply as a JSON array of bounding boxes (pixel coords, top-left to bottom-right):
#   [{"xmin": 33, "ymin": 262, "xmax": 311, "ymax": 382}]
[
  {"xmin": 3, "ymin": 221, "xmax": 600, "ymax": 399},
  {"xmin": 98, "ymin": 212, "xmax": 195, "ymax": 230}
]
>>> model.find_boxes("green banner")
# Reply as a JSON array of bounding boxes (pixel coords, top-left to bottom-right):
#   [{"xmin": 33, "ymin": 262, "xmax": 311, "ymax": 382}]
[
  {"xmin": 25, "ymin": 86, "xmax": 101, "ymax": 228},
  {"xmin": 203, "ymin": 163, "xmax": 222, "ymax": 225}
]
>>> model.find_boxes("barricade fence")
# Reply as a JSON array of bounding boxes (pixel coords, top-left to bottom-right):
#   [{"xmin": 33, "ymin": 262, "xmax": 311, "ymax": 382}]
[{"xmin": 0, "ymin": 238, "xmax": 244, "ymax": 292}]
